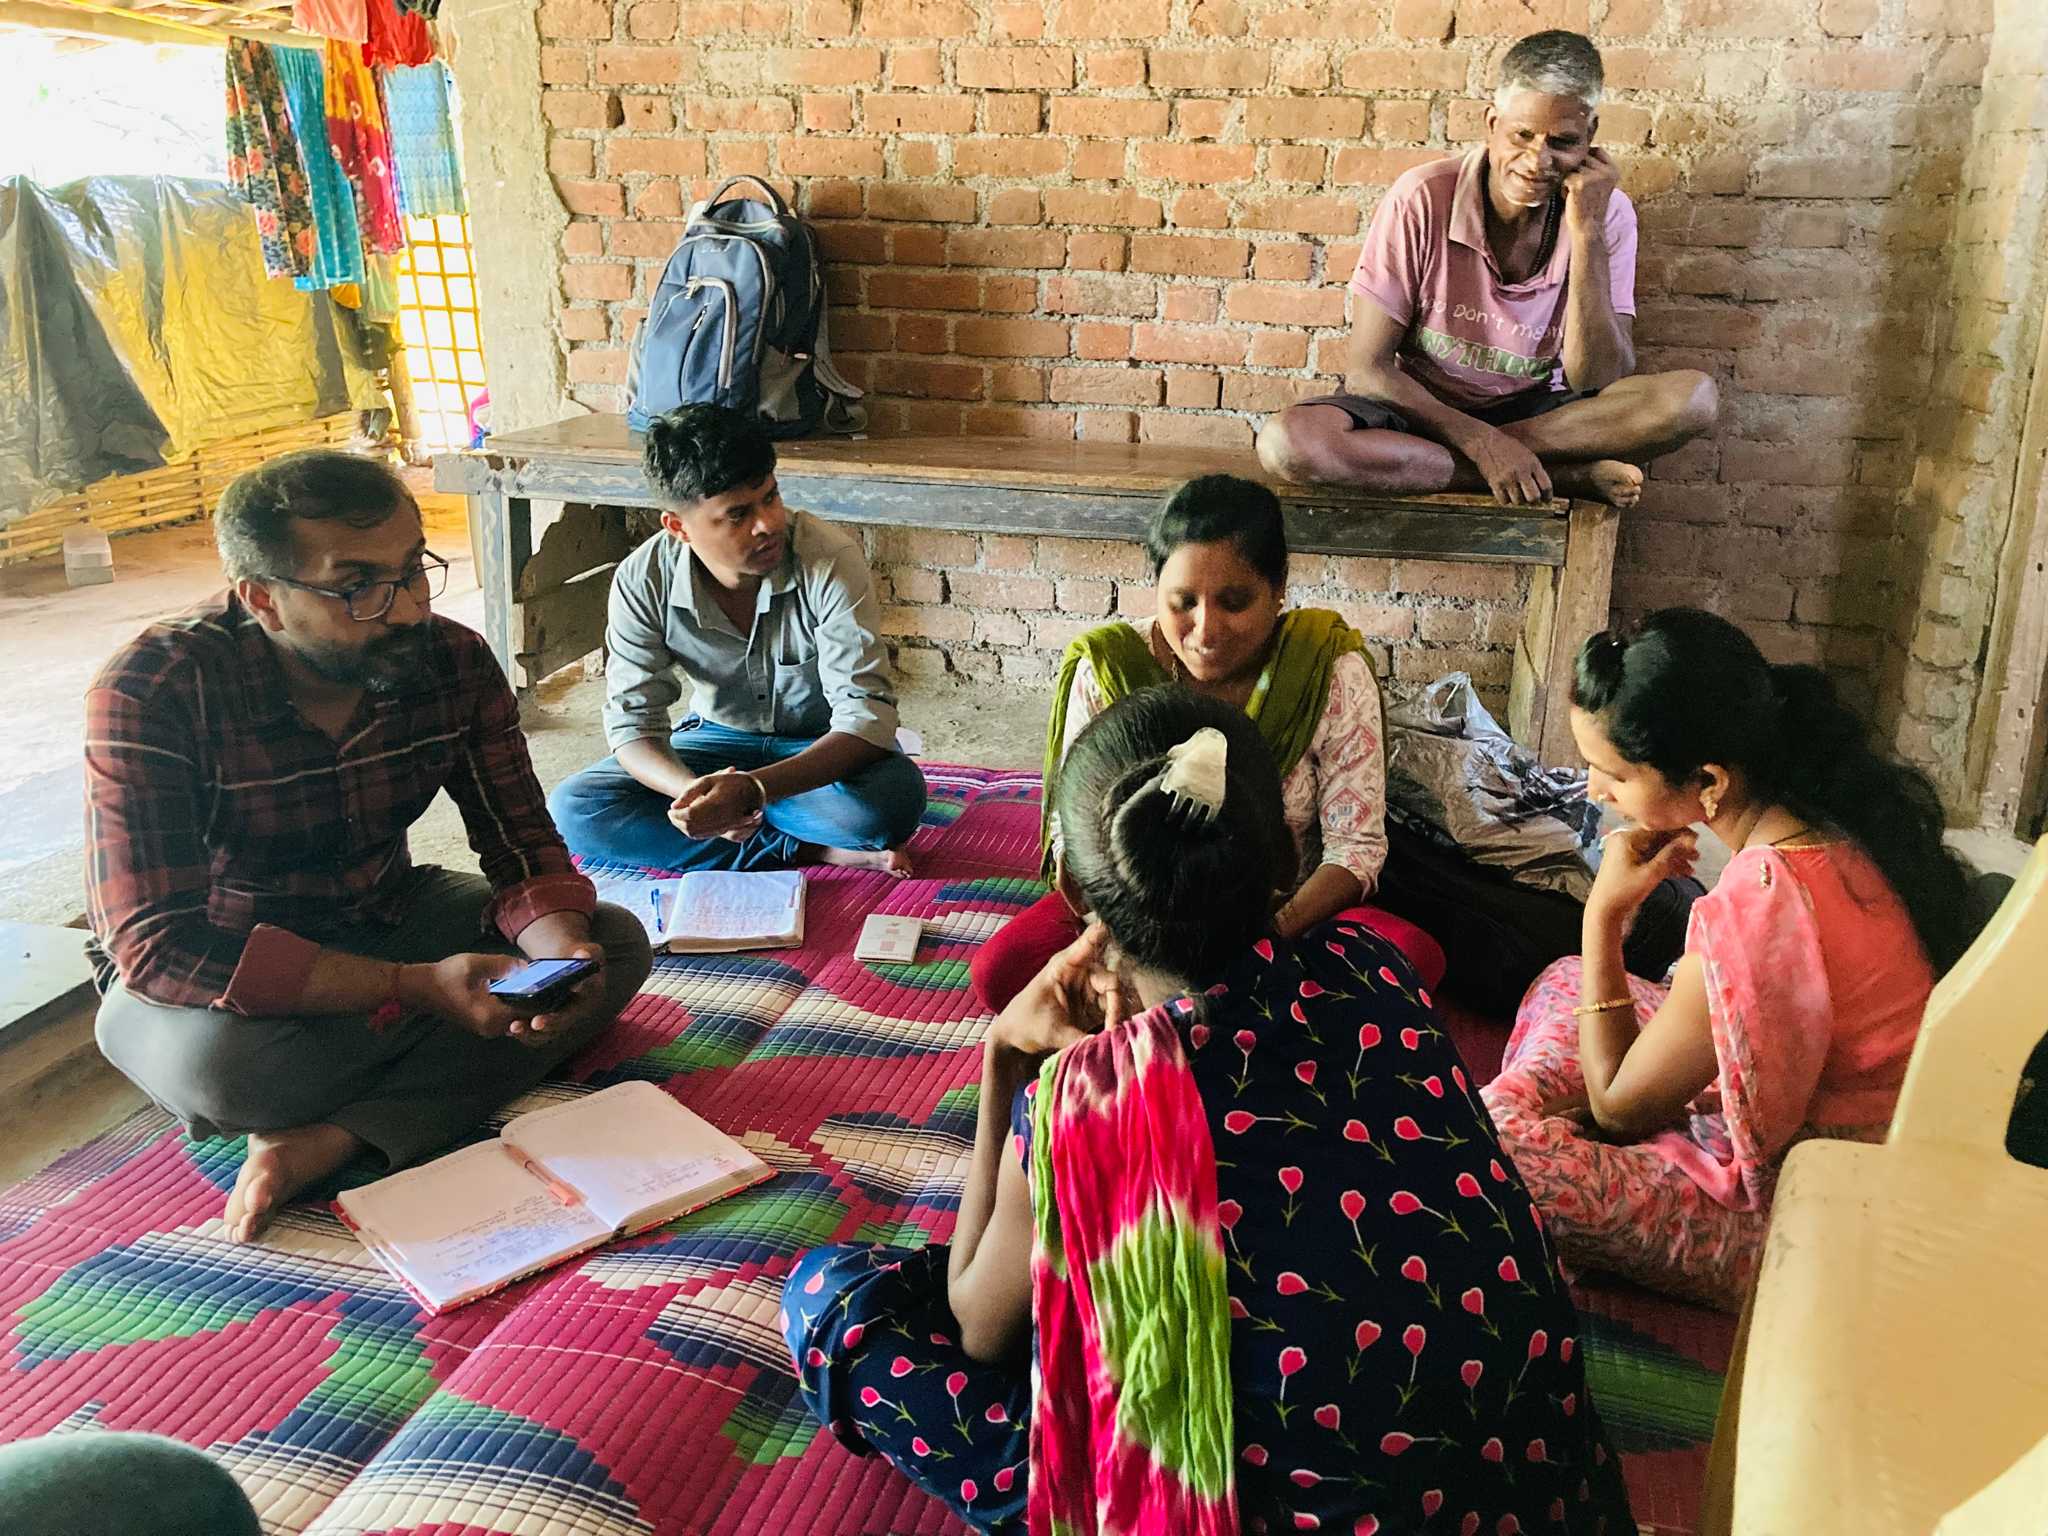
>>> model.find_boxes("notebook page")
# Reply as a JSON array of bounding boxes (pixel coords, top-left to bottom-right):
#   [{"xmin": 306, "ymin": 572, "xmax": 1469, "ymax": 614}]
[
  {"xmin": 670, "ymin": 870, "xmax": 803, "ymax": 948},
  {"xmin": 337, "ymin": 1140, "xmax": 610, "ymax": 1310},
  {"xmin": 501, "ymin": 1080, "xmax": 772, "ymax": 1232},
  {"xmin": 585, "ymin": 871, "xmax": 682, "ymax": 948}
]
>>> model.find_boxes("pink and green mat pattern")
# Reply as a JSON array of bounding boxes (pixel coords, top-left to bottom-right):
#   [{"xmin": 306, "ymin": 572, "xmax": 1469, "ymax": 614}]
[{"xmin": 0, "ymin": 766, "xmax": 1732, "ymax": 1535}]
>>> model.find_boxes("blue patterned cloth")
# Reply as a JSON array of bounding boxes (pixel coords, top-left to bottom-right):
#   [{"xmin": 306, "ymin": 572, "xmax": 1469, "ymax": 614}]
[
  {"xmin": 270, "ymin": 44, "xmax": 364, "ymax": 291},
  {"xmin": 379, "ymin": 62, "xmax": 466, "ymax": 217}
]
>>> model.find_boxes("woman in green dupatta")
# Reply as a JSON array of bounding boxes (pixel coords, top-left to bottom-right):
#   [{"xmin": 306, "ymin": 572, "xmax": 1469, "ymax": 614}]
[{"xmin": 969, "ymin": 473, "xmax": 1443, "ymax": 1014}]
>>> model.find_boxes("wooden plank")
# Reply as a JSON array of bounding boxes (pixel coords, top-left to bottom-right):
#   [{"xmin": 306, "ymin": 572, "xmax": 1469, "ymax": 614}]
[
  {"xmin": 444, "ymin": 416, "xmax": 1568, "ymax": 521},
  {"xmin": 515, "ymin": 503, "xmax": 640, "ymax": 598},
  {"xmin": 2, "ymin": 412, "xmax": 353, "ymax": 567},
  {"xmin": 1534, "ymin": 499, "xmax": 1620, "ymax": 765},
  {"xmin": 519, "ymin": 568, "xmax": 612, "ymax": 685},
  {"xmin": 439, "ymin": 433, "xmax": 1568, "ymax": 565},
  {"xmin": 472, "ymin": 491, "xmax": 532, "ymax": 683},
  {"xmin": 1508, "ymin": 564, "xmax": 1558, "ymax": 751}
]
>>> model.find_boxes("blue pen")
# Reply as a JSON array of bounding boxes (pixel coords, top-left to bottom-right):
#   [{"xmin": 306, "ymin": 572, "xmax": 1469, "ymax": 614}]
[{"xmin": 648, "ymin": 887, "xmax": 665, "ymax": 936}]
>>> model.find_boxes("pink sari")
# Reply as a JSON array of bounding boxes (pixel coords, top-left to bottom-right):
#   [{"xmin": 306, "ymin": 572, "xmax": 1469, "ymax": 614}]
[
  {"xmin": 1483, "ymin": 842, "xmax": 1933, "ymax": 1308},
  {"xmin": 1028, "ymin": 997, "xmax": 1238, "ymax": 1536}
]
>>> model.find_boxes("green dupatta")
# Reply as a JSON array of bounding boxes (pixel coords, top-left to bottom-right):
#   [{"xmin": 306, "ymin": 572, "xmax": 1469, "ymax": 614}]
[{"xmin": 1039, "ymin": 607, "xmax": 1371, "ymax": 871}]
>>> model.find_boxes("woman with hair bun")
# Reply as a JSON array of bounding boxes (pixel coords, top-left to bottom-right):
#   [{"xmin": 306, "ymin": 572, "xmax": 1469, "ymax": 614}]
[
  {"xmin": 782, "ymin": 686, "xmax": 1632, "ymax": 1536},
  {"xmin": 1484, "ymin": 607, "xmax": 1969, "ymax": 1309},
  {"xmin": 969, "ymin": 472, "xmax": 1444, "ymax": 1017}
]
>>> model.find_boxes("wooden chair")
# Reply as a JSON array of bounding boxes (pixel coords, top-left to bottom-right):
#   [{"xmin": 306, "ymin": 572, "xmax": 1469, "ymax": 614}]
[{"xmin": 1702, "ymin": 836, "xmax": 2048, "ymax": 1535}]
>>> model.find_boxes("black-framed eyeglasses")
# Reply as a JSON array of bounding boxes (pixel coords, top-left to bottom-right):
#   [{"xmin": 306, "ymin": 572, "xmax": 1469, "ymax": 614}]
[{"xmin": 270, "ymin": 552, "xmax": 451, "ymax": 621}]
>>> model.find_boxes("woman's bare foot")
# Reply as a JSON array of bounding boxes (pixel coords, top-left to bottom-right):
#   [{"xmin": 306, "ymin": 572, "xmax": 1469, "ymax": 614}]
[
  {"xmin": 1552, "ymin": 459, "xmax": 1645, "ymax": 508},
  {"xmin": 223, "ymin": 1123, "xmax": 365, "ymax": 1243},
  {"xmin": 819, "ymin": 844, "xmax": 914, "ymax": 878}
]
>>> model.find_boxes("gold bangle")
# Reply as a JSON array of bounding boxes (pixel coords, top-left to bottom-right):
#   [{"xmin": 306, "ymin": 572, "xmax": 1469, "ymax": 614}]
[{"xmin": 1572, "ymin": 996, "xmax": 1634, "ymax": 1017}]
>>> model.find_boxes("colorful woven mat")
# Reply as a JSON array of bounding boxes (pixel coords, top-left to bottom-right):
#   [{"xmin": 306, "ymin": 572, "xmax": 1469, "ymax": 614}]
[{"xmin": 0, "ymin": 767, "xmax": 1729, "ymax": 1534}]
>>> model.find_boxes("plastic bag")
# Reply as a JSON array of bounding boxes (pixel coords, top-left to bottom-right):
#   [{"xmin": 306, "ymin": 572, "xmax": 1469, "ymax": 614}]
[{"xmin": 1385, "ymin": 672, "xmax": 1601, "ymax": 900}]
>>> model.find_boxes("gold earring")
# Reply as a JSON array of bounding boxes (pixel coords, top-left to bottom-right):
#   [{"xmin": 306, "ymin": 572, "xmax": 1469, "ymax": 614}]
[{"xmin": 1701, "ymin": 789, "xmax": 1720, "ymax": 821}]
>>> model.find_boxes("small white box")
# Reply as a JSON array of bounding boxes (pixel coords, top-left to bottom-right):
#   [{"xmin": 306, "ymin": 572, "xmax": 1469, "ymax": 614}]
[
  {"xmin": 855, "ymin": 914, "xmax": 923, "ymax": 965},
  {"xmin": 63, "ymin": 525, "xmax": 114, "ymax": 588}
]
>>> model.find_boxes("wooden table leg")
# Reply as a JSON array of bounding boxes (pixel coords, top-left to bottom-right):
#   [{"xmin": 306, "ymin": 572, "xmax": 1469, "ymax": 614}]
[
  {"xmin": 1536, "ymin": 499, "xmax": 1618, "ymax": 766},
  {"xmin": 471, "ymin": 490, "xmax": 532, "ymax": 685}
]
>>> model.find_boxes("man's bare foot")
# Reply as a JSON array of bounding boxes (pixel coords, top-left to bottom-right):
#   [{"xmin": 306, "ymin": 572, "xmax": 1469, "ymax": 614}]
[
  {"xmin": 1552, "ymin": 459, "xmax": 1645, "ymax": 508},
  {"xmin": 223, "ymin": 1123, "xmax": 364, "ymax": 1244},
  {"xmin": 819, "ymin": 844, "xmax": 914, "ymax": 878}
]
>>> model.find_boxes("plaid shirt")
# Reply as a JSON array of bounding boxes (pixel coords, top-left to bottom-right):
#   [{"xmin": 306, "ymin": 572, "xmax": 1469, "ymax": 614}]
[{"xmin": 85, "ymin": 594, "xmax": 594, "ymax": 1014}]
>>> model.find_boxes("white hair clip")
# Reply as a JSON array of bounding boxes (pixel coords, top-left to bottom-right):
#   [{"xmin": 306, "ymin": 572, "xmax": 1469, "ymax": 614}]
[{"xmin": 1158, "ymin": 726, "xmax": 1229, "ymax": 829}]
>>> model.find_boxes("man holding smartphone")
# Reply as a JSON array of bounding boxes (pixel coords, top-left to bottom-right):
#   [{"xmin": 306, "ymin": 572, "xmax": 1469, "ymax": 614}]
[{"xmin": 85, "ymin": 450, "xmax": 653, "ymax": 1243}]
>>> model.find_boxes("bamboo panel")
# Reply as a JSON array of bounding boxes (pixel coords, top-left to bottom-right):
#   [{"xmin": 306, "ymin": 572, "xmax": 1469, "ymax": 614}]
[{"xmin": 1, "ymin": 414, "xmax": 359, "ymax": 566}]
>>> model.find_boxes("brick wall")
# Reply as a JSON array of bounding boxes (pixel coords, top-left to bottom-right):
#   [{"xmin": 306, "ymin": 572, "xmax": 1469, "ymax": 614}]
[
  {"xmin": 487, "ymin": 0, "xmax": 1998, "ymax": 709},
  {"xmin": 1881, "ymin": 0, "xmax": 2046, "ymax": 818},
  {"xmin": 860, "ymin": 528, "xmax": 1529, "ymax": 703}
]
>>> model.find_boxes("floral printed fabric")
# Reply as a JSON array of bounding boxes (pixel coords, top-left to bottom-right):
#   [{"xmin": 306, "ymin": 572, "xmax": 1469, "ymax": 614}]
[
  {"xmin": 783, "ymin": 1244, "xmax": 1031, "ymax": 1531},
  {"xmin": 224, "ymin": 39, "xmax": 315, "ymax": 279},
  {"xmin": 324, "ymin": 41, "xmax": 405, "ymax": 255},
  {"xmin": 784, "ymin": 924, "xmax": 1633, "ymax": 1535},
  {"xmin": 269, "ymin": 45, "xmax": 365, "ymax": 291},
  {"xmin": 1482, "ymin": 960, "xmax": 1768, "ymax": 1311}
]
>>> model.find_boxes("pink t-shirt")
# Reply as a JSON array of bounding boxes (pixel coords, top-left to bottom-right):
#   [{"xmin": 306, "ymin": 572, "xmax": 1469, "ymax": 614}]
[{"xmin": 1347, "ymin": 148, "xmax": 1638, "ymax": 412}]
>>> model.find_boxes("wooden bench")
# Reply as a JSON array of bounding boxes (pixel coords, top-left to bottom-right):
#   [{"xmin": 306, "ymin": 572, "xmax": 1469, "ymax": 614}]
[{"xmin": 434, "ymin": 414, "xmax": 1616, "ymax": 764}]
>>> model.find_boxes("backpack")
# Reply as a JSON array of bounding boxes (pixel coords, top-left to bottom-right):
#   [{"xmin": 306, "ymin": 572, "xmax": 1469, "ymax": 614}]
[{"xmin": 625, "ymin": 175, "xmax": 864, "ymax": 439}]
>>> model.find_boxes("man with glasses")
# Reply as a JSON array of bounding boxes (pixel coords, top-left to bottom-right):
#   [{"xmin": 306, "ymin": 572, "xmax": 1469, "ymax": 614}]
[{"xmin": 85, "ymin": 450, "xmax": 652, "ymax": 1243}]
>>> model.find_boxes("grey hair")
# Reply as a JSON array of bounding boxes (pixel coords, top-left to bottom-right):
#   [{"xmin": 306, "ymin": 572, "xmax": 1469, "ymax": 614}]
[{"xmin": 1494, "ymin": 29, "xmax": 1604, "ymax": 110}]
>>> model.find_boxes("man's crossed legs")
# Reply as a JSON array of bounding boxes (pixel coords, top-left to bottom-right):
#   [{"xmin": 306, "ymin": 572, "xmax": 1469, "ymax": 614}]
[
  {"xmin": 96, "ymin": 868, "xmax": 654, "ymax": 1239},
  {"xmin": 549, "ymin": 718, "xmax": 929, "ymax": 876},
  {"xmin": 1258, "ymin": 368, "xmax": 1719, "ymax": 507}
]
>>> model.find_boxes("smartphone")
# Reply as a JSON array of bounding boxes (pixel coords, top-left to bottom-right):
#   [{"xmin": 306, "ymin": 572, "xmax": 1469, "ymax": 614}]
[{"xmin": 487, "ymin": 957, "xmax": 599, "ymax": 1012}]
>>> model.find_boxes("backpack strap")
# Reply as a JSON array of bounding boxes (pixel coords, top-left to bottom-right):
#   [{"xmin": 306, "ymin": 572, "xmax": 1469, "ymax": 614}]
[{"xmin": 700, "ymin": 175, "xmax": 789, "ymax": 217}]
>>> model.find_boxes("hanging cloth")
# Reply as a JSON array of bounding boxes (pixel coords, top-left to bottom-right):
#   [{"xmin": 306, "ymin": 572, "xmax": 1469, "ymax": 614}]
[
  {"xmin": 365, "ymin": 0, "xmax": 434, "ymax": 66},
  {"xmin": 270, "ymin": 45, "xmax": 365, "ymax": 290},
  {"xmin": 324, "ymin": 41, "xmax": 406, "ymax": 255},
  {"xmin": 223, "ymin": 39, "xmax": 316, "ymax": 279},
  {"xmin": 293, "ymin": 0, "xmax": 368, "ymax": 41},
  {"xmin": 360, "ymin": 254, "xmax": 403, "ymax": 322},
  {"xmin": 378, "ymin": 62, "xmax": 466, "ymax": 217}
]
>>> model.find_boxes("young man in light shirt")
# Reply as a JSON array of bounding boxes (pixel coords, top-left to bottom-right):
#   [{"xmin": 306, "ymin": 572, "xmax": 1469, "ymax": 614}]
[{"xmin": 550, "ymin": 404, "xmax": 926, "ymax": 875}]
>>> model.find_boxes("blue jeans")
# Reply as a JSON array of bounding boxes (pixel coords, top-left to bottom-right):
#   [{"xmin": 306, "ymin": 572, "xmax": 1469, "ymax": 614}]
[{"xmin": 549, "ymin": 718, "xmax": 928, "ymax": 872}]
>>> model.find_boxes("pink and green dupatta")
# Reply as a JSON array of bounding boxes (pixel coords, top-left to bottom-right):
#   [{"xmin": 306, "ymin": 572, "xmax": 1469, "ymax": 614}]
[{"xmin": 1027, "ymin": 999, "xmax": 1239, "ymax": 1536}]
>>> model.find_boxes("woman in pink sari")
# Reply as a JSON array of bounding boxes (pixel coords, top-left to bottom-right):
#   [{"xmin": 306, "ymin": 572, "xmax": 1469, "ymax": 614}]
[{"xmin": 1484, "ymin": 608, "xmax": 1972, "ymax": 1309}]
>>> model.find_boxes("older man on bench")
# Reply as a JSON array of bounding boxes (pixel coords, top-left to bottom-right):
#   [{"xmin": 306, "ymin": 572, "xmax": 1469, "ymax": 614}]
[{"xmin": 1258, "ymin": 29, "xmax": 1717, "ymax": 509}]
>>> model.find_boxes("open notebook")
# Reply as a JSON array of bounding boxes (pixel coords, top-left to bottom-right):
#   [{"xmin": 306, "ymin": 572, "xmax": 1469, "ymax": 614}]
[
  {"xmin": 593, "ymin": 868, "xmax": 806, "ymax": 953},
  {"xmin": 334, "ymin": 1080, "xmax": 774, "ymax": 1314}
]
